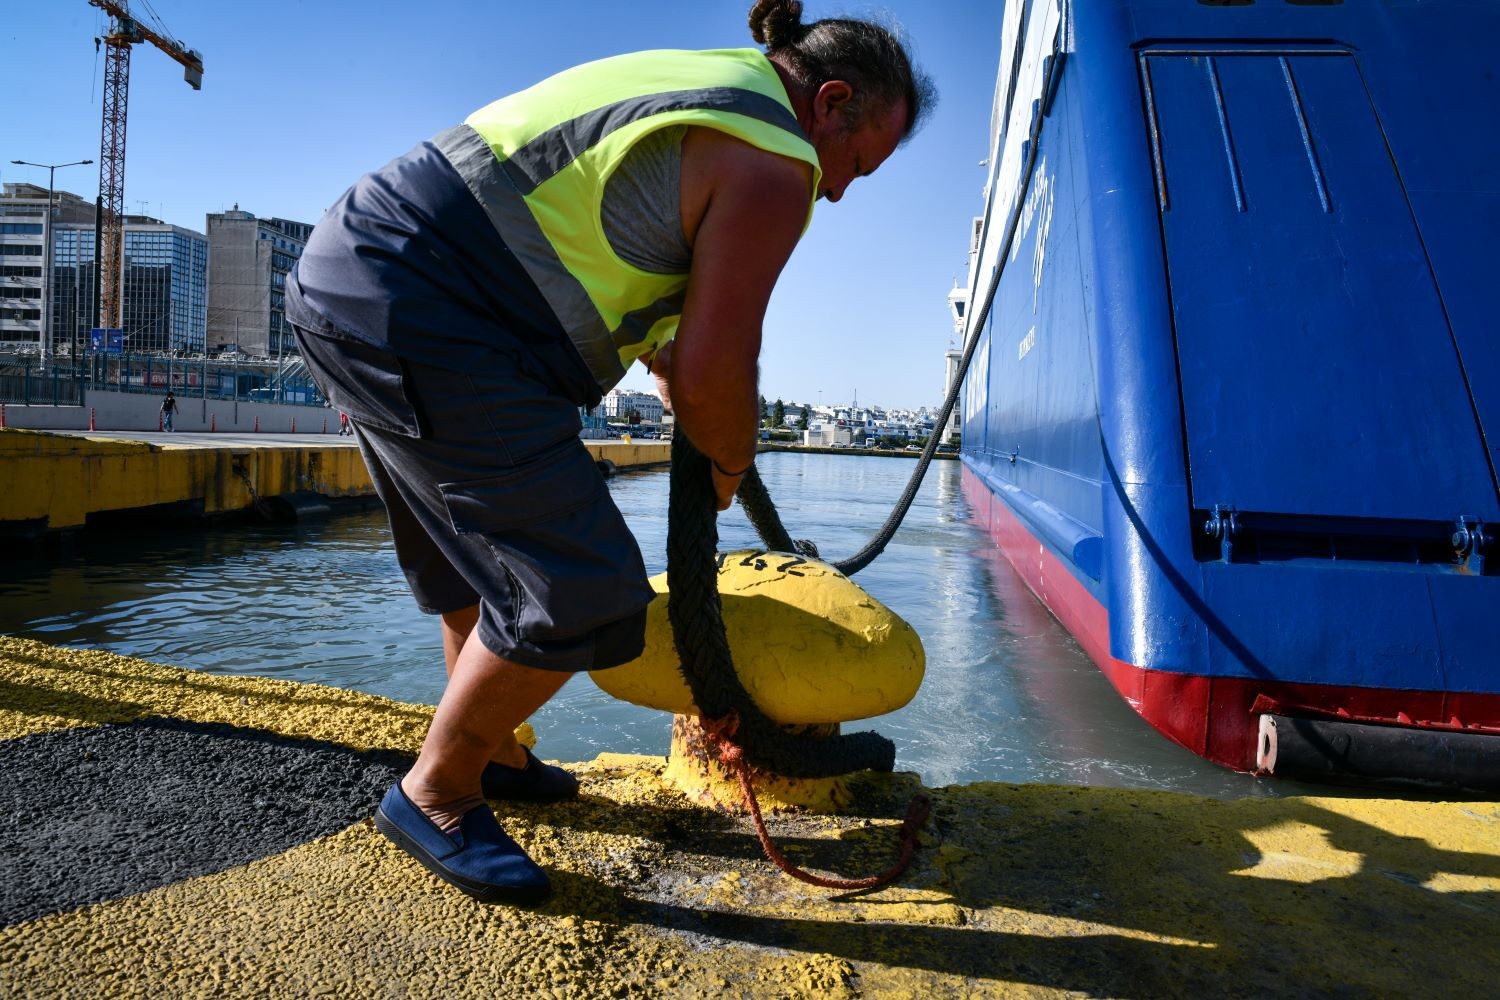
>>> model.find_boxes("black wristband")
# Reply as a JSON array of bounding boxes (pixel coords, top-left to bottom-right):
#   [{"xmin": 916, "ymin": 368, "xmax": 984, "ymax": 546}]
[{"xmin": 712, "ymin": 458, "xmax": 752, "ymax": 477}]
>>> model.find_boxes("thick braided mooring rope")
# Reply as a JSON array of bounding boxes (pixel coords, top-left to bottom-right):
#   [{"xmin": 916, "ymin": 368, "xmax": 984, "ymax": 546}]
[
  {"xmin": 667, "ymin": 435, "xmax": 895, "ymax": 779},
  {"xmin": 667, "ymin": 434, "xmax": 927, "ymax": 888}
]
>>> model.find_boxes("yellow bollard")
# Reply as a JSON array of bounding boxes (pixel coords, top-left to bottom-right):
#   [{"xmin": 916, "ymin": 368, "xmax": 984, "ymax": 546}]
[{"xmin": 591, "ymin": 550, "xmax": 924, "ymax": 812}]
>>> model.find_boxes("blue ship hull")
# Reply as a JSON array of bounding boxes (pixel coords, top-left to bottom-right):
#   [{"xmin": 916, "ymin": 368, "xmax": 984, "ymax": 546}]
[{"xmin": 956, "ymin": 0, "xmax": 1499, "ymax": 775}]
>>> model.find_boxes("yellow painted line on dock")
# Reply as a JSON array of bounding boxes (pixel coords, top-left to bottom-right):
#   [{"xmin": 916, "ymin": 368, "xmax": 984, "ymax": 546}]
[
  {"xmin": 0, "ymin": 428, "xmax": 671, "ymax": 532},
  {"xmin": 1, "ymin": 634, "xmax": 1497, "ymax": 996}
]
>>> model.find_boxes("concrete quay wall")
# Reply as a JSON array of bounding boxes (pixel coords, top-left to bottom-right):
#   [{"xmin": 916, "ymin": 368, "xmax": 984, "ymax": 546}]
[{"xmin": 0, "ymin": 429, "xmax": 671, "ymax": 536}]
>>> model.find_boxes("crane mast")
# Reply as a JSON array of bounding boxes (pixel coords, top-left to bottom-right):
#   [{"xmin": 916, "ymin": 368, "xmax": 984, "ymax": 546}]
[{"xmin": 87, "ymin": 1, "xmax": 203, "ymax": 335}]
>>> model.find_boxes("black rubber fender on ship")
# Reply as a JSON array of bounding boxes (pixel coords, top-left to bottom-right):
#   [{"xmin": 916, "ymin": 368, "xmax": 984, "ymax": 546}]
[{"xmin": 1257, "ymin": 713, "xmax": 1500, "ymax": 792}]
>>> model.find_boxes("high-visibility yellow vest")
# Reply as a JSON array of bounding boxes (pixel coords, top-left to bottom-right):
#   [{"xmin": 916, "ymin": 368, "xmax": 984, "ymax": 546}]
[{"xmin": 433, "ymin": 48, "xmax": 823, "ymax": 394}]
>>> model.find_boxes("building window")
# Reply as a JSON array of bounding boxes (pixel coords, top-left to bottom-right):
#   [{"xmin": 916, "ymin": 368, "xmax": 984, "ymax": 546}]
[
  {"xmin": 0, "ymin": 223, "xmax": 45, "ymax": 235},
  {"xmin": 0, "ymin": 244, "xmax": 44, "ymax": 256}
]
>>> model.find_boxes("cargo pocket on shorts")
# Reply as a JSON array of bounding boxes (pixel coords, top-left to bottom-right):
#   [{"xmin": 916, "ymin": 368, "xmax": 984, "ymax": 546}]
[
  {"xmin": 438, "ymin": 443, "xmax": 652, "ymax": 648},
  {"xmin": 291, "ymin": 324, "xmax": 423, "ymax": 437}
]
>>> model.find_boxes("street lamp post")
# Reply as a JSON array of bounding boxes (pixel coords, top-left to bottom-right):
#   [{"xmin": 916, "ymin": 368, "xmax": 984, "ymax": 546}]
[{"xmin": 10, "ymin": 159, "xmax": 94, "ymax": 368}]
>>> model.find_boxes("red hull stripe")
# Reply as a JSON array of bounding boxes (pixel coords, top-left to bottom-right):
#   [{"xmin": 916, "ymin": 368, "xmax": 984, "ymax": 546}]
[{"xmin": 961, "ymin": 466, "xmax": 1500, "ymax": 772}]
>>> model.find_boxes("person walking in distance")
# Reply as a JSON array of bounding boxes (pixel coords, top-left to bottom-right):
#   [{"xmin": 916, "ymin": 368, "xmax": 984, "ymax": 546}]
[
  {"xmin": 288, "ymin": 0, "xmax": 934, "ymax": 903},
  {"xmin": 161, "ymin": 392, "xmax": 178, "ymax": 433}
]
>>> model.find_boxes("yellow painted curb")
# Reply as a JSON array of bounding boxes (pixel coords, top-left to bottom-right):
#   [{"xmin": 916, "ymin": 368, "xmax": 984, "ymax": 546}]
[
  {"xmin": 0, "ymin": 430, "xmax": 672, "ymax": 532},
  {"xmin": 0, "ymin": 429, "xmax": 373, "ymax": 530}
]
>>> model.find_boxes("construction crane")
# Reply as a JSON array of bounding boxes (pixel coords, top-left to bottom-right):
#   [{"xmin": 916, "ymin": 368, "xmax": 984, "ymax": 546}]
[{"xmin": 88, "ymin": 0, "xmax": 203, "ymax": 334}]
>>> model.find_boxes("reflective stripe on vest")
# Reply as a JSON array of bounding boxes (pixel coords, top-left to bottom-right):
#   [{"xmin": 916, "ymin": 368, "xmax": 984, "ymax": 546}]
[{"xmin": 433, "ymin": 48, "xmax": 821, "ymax": 393}]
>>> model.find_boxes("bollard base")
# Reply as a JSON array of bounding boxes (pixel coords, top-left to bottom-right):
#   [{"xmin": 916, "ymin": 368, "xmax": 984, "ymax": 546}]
[{"xmin": 663, "ymin": 714, "xmax": 852, "ymax": 814}]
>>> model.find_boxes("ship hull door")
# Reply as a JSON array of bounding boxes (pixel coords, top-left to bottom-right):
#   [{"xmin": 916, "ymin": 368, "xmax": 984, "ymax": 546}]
[{"xmin": 1142, "ymin": 49, "xmax": 1498, "ymax": 544}]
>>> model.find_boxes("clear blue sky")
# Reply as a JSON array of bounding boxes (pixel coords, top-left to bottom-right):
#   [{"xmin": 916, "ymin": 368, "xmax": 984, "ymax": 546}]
[{"xmin": 1, "ymin": 2, "xmax": 999, "ymax": 410}]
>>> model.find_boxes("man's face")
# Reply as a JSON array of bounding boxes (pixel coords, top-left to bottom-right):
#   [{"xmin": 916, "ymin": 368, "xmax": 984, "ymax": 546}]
[{"xmin": 808, "ymin": 92, "xmax": 908, "ymax": 204}]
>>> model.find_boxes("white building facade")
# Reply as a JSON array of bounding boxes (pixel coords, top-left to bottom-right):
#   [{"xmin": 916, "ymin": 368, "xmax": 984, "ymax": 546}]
[{"xmin": 599, "ymin": 388, "xmax": 664, "ymax": 423}]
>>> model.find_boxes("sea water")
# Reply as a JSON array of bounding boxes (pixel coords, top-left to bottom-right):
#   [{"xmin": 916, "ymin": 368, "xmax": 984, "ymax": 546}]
[{"xmin": 0, "ymin": 451, "xmax": 1295, "ymax": 798}]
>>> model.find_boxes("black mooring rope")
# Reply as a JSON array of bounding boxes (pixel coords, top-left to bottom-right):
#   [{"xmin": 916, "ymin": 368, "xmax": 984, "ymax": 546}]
[
  {"xmin": 667, "ymin": 434, "xmax": 894, "ymax": 777},
  {"xmin": 735, "ymin": 465, "xmax": 818, "ymax": 559}
]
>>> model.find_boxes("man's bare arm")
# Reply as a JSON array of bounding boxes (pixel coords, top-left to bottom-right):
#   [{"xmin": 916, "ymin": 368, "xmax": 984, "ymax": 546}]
[{"xmin": 669, "ymin": 130, "xmax": 810, "ymax": 509}]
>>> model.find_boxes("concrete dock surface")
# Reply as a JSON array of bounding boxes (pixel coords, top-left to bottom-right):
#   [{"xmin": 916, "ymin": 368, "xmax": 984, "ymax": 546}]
[{"xmin": 2, "ymin": 635, "xmax": 1497, "ymax": 997}]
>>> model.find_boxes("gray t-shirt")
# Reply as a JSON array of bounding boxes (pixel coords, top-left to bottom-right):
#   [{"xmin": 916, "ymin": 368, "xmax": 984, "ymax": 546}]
[{"xmin": 601, "ymin": 125, "xmax": 691, "ymax": 274}]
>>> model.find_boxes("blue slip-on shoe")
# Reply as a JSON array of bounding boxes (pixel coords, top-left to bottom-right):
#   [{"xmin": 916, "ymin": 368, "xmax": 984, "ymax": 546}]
[
  {"xmin": 374, "ymin": 781, "xmax": 551, "ymax": 904},
  {"xmin": 480, "ymin": 747, "xmax": 580, "ymax": 803}
]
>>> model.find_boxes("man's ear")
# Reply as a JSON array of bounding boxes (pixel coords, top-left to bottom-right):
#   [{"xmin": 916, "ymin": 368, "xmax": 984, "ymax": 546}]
[{"xmin": 814, "ymin": 80, "xmax": 855, "ymax": 121}]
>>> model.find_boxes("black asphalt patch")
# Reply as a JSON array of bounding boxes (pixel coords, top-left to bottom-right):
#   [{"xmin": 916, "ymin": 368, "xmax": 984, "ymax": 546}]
[{"xmin": 0, "ymin": 718, "xmax": 409, "ymax": 925}]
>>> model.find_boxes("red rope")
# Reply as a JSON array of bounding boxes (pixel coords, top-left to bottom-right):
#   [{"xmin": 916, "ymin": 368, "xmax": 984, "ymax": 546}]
[{"xmin": 701, "ymin": 714, "xmax": 931, "ymax": 891}]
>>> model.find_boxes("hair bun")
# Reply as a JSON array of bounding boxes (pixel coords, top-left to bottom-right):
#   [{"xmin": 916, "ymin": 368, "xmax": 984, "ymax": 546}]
[{"xmin": 748, "ymin": 0, "xmax": 804, "ymax": 49}]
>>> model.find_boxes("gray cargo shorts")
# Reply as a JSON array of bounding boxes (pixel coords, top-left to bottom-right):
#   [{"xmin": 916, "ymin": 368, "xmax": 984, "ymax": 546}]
[{"xmin": 294, "ymin": 324, "xmax": 653, "ymax": 672}]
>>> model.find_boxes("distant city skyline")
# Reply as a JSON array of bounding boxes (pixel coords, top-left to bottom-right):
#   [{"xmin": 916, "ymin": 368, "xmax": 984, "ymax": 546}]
[
  {"xmin": 610, "ymin": 382, "xmax": 939, "ymax": 418},
  {"xmin": 1, "ymin": 1, "xmax": 1001, "ymax": 410}
]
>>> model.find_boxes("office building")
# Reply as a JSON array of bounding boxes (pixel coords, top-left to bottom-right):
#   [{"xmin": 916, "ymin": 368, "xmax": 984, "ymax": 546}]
[
  {"xmin": 1, "ymin": 183, "xmax": 91, "ymax": 351},
  {"xmin": 50, "ymin": 218, "xmax": 208, "ymax": 355},
  {"xmin": 1, "ymin": 184, "xmax": 205, "ymax": 355},
  {"xmin": 206, "ymin": 208, "xmax": 312, "ymax": 358}
]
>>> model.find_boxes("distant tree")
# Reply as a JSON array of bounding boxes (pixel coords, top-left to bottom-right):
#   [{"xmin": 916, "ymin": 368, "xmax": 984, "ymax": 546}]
[
  {"xmin": 802, "ymin": 404, "xmax": 811, "ymax": 425},
  {"xmin": 625, "ymin": 407, "xmax": 642, "ymax": 425},
  {"xmin": 772, "ymin": 398, "xmax": 786, "ymax": 427},
  {"xmin": 759, "ymin": 395, "xmax": 768, "ymax": 421}
]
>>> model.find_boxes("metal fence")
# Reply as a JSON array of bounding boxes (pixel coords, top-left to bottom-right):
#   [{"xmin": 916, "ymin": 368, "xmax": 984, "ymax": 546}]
[
  {"xmin": 0, "ymin": 353, "xmax": 330, "ymax": 409},
  {"xmin": 86, "ymin": 352, "xmax": 327, "ymax": 408},
  {"xmin": 0, "ymin": 361, "xmax": 86, "ymax": 406}
]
